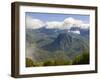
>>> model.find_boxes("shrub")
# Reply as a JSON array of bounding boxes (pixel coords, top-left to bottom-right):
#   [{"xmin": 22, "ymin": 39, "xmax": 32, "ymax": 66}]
[
  {"xmin": 43, "ymin": 60, "xmax": 55, "ymax": 66},
  {"xmin": 72, "ymin": 52, "xmax": 89, "ymax": 65},
  {"xmin": 54, "ymin": 59, "xmax": 72, "ymax": 65},
  {"xmin": 26, "ymin": 58, "xmax": 35, "ymax": 67},
  {"xmin": 43, "ymin": 59, "xmax": 72, "ymax": 66}
]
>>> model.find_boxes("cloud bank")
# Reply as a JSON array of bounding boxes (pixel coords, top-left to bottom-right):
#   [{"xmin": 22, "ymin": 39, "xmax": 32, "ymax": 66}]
[
  {"xmin": 26, "ymin": 16, "xmax": 89, "ymax": 29},
  {"xmin": 26, "ymin": 16, "xmax": 45, "ymax": 29}
]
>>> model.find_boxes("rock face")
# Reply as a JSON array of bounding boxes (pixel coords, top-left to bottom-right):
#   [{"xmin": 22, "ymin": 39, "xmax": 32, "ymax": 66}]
[{"xmin": 42, "ymin": 33, "xmax": 89, "ymax": 57}]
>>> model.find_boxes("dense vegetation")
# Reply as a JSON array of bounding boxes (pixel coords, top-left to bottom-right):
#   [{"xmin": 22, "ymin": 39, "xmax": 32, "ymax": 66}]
[
  {"xmin": 26, "ymin": 58, "xmax": 35, "ymax": 67},
  {"xmin": 26, "ymin": 52, "xmax": 89, "ymax": 67},
  {"xmin": 72, "ymin": 51, "xmax": 89, "ymax": 65}
]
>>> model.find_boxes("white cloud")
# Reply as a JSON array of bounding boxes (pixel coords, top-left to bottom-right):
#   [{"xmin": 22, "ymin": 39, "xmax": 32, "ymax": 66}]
[
  {"xmin": 46, "ymin": 17, "xmax": 89, "ymax": 29},
  {"xmin": 63, "ymin": 17, "xmax": 84, "ymax": 29},
  {"xmin": 81, "ymin": 24, "xmax": 89, "ymax": 29},
  {"xmin": 26, "ymin": 16, "xmax": 45, "ymax": 29},
  {"xmin": 46, "ymin": 21, "xmax": 63, "ymax": 29},
  {"xmin": 26, "ymin": 16, "xmax": 89, "ymax": 30}
]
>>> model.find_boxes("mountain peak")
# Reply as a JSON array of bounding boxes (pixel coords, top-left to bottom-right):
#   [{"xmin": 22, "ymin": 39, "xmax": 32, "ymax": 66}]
[
  {"xmin": 42, "ymin": 32, "xmax": 88, "ymax": 54},
  {"xmin": 42, "ymin": 33, "xmax": 74, "ymax": 51},
  {"xmin": 56, "ymin": 33, "xmax": 73, "ymax": 44}
]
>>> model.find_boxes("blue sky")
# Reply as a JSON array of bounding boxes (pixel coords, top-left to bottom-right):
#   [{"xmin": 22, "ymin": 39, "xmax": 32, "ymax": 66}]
[{"xmin": 26, "ymin": 12, "xmax": 90, "ymax": 24}]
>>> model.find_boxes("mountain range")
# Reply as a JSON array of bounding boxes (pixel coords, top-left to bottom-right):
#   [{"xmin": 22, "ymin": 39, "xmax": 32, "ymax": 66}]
[{"xmin": 26, "ymin": 26, "xmax": 89, "ymax": 61}]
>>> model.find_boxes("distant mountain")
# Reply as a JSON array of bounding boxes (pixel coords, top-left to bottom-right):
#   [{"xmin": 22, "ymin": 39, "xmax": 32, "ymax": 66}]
[
  {"xmin": 26, "ymin": 26, "xmax": 89, "ymax": 39},
  {"xmin": 70, "ymin": 27, "xmax": 89, "ymax": 38},
  {"xmin": 42, "ymin": 33, "xmax": 89, "ymax": 58},
  {"xmin": 37, "ymin": 27, "xmax": 58, "ymax": 35},
  {"xmin": 80, "ymin": 28, "xmax": 89, "ymax": 38}
]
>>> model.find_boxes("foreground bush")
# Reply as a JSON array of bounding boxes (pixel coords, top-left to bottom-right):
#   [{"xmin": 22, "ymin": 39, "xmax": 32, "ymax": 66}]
[
  {"xmin": 43, "ymin": 60, "xmax": 55, "ymax": 66},
  {"xmin": 72, "ymin": 52, "xmax": 89, "ymax": 65},
  {"xmin": 43, "ymin": 59, "xmax": 72, "ymax": 66},
  {"xmin": 26, "ymin": 58, "xmax": 35, "ymax": 67},
  {"xmin": 26, "ymin": 52, "xmax": 89, "ymax": 67}
]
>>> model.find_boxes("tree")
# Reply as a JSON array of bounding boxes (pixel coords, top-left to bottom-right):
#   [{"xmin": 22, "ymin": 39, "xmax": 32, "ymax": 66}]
[
  {"xmin": 72, "ymin": 52, "xmax": 89, "ymax": 65},
  {"xmin": 26, "ymin": 58, "xmax": 35, "ymax": 67}
]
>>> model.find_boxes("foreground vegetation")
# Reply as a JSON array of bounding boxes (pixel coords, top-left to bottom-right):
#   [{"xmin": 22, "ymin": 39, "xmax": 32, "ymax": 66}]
[{"xmin": 26, "ymin": 51, "xmax": 89, "ymax": 67}]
